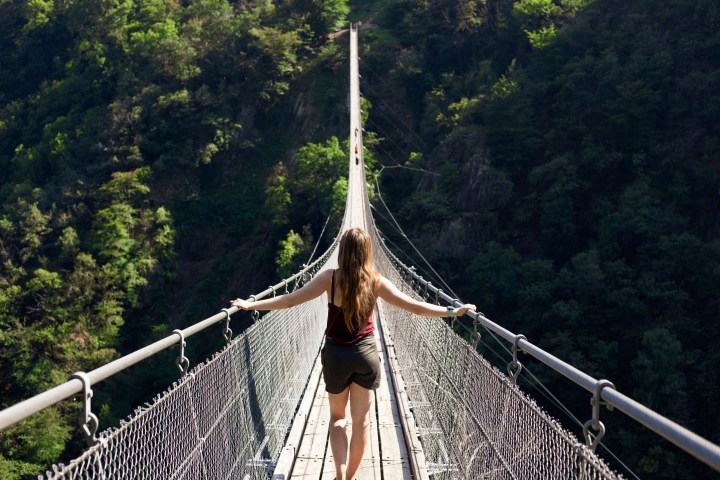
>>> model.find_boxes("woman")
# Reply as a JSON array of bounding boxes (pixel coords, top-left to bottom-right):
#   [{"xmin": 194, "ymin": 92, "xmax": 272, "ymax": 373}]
[{"xmin": 230, "ymin": 228, "xmax": 475, "ymax": 480}]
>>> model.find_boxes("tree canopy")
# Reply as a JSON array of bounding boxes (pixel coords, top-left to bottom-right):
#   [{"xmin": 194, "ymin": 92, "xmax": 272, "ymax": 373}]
[
  {"xmin": 1, "ymin": 0, "xmax": 719, "ymax": 478},
  {"xmin": 363, "ymin": 1, "xmax": 719, "ymax": 478},
  {"xmin": 0, "ymin": 0, "xmax": 350, "ymax": 476}
]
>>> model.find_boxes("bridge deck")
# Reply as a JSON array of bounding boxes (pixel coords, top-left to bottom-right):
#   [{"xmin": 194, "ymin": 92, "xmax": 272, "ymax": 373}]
[
  {"xmin": 288, "ymin": 21, "xmax": 412, "ymax": 480},
  {"xmin": 290, "ymin": 313, "xmax": 412, "ymax": 480}
]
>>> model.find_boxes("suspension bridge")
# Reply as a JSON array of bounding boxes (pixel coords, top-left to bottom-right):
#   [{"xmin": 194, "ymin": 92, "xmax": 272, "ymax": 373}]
[{"xmin": 1, "ymin": 23, "xmax": 720, "ymax": 480}]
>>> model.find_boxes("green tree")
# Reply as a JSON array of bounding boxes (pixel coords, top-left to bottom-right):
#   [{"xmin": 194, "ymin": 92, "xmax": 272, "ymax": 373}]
[
  {"xmin": 276, "ymin": 228, "xmax": 312, "ymax": 278},
  {"xmin": 632, "ymin": 328, "xmax": 689, "ymax": 419},
  {"xmin": 264, "ymin": 163, "xmax": 292, "ymax": 227},
  {"xmin": 291, "ymin": 136, "xmax": 348, "ymax": 224},
  {"xmin": 250, "ymin": 26, "xmax": 303, "ymax": 99},
  {"xmin": 292, "ymin": 0, "xmax": 349, "ymax": 41},
  {"xmin": 0, "ymin": 409, "xmax": 71, "ymax": 480}
]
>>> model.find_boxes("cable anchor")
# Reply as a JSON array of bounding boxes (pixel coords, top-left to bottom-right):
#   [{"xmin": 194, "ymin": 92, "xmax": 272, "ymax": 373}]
[
  {"xmin": 221, "ymin": 308, "xmax": 232, "ymax": 344},
  {"xmin": 172, "ymin": 329, "xmax": 190, "ymax": 376},
  {"xmin": 582, "ymin": 379, "xmax": 615, "ymax": 451},
  {"xmin": 249, "ymin": 295, "xmax": 260, "ymax": 322},
  {"xmin": 70, "ymin": 372, "xmax": 99, "ymax": 446},
  {"xmin": 301, "ymin": 265, "xmax": 309, "ymax": 285},
  {"xmin": 435, "ymin": 289, "xmax": 443, "ymax": 305},
  {"xmin": 471, "ymin": 319, "xmax": 481, "ymax": 349},
  {"xmin": 506, "ymin": 334, "xmax": 527, "ymax": 385}
]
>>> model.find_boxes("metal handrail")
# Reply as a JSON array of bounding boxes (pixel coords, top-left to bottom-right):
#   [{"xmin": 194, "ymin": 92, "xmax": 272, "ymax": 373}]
[
  {"xmin": 375, "ymin": 233, "xmax": 720, "ymax": 473},
  {"xmin": 0, "ymin": 233, "xmax": 340, "ymax": 432}
]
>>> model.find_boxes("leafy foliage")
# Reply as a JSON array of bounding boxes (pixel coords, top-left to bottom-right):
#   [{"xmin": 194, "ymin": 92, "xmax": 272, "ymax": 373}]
[
  {"xmin": 3, "ymin": 0, "xmax": 719, "ymax": 478},
  {"xmin": 0, "ymin": 0, "xmax": 349, "ymax": 475},
  {"xmin": 365, "ymin": 0, "xmax": 720, "ymax": 478}
]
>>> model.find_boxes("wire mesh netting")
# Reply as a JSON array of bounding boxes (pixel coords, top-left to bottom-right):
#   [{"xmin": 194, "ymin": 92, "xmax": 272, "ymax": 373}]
[
  {"xmin": 372, "ymin": 235, "xmax": 623, "ymax": 480},
  {"xmin": 42, "ymin": 290, "xmax": 329, "ymax": 480},
  {"xmin": 42, "ymin": 217, "xmax": 623, "ymax": 479}
]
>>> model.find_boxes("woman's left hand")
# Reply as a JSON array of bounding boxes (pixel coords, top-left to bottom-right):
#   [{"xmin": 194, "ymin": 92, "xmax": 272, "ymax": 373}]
[{"xmin": 230, "ymin": 298, "xmax": 252, "ymax": 310}]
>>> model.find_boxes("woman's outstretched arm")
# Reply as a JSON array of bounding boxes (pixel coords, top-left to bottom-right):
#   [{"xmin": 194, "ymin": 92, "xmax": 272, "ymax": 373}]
[
  {"xmin": 376, "ymin": 276, "xmax": 476, "ymax": 317},
  {"xmin": 230, "ymin": 269, "xmax": 332, "ymax": 311}
]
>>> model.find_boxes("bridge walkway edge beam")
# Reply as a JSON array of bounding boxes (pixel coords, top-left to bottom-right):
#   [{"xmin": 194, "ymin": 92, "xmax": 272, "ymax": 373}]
[
  {"xmin": 376, "ymin": 300, "xmax": 430, "ymax": 480},
  {"xmin": 272, "ymin": 346, "xmax": 325, "ymax": 479}
]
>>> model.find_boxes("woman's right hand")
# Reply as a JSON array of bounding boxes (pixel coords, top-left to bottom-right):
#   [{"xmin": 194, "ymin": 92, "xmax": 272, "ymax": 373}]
[{"xmin": 455, "ymin": 304, "xmax": 476, "ymax": 317}]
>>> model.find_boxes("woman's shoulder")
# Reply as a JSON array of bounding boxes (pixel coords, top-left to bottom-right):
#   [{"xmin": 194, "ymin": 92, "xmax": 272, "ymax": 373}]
[
  {"xmin": 374, "ymin": 273, "xmax": 389, "ymax": 292},
  {"xmin": 318, "ymin": 268, "xmax": 335, "ymax": 279},
  {"xmin": 376, "ymin": 275, "xmax": 404, "ymax": 294},
  {"xmin": 308, "ymin": 268, "xmax": 334, "ymax": 287}
]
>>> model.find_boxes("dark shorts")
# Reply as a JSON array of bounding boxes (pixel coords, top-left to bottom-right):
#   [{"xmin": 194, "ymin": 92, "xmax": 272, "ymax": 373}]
[{"xmin": 321, "ymin": 334, "xmax": 381, "ymax": 394}]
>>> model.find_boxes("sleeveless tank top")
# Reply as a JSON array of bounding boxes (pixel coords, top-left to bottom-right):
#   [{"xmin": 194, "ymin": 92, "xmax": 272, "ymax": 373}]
[{"xmin": 325, "ymin": 270, "xmax": 375, "ymax": 344}]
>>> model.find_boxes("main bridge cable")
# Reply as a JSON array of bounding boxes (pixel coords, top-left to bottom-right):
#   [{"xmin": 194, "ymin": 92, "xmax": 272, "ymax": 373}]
[
  {"xmin": 367, "ymin": 166, "xmax": 448, "ymax": 290},
  {"xmin": 366, "ymin": 116, "xmax": 414, "ymax": 162},
  {"xmin": 359, "ymin": 75, "xmax": 427, "ymax": 161},
  {"xmin": 386, "ymin": 236, "xmax": 638, "ymax": 479},
  {"xmin": 362, "ymin": 103, "xmax": 431, "ymax": 165},
  {"xmin": 371, "ymin": 207, "xmax": 637, "ymax": 480},
  {"xmin": 372, "ymin": 223, "xmax": 638, "ymax": 478},
  {"xmin": 369, "ymin": 208, "xmax": 447, "ymax": 295},
  {"xmin": 361, "ymin": 62, "xmax": 643, "ymax": 480},
  {"xmin": 370, "ymin": 175, "xmax": 639, "ymax": 473}
]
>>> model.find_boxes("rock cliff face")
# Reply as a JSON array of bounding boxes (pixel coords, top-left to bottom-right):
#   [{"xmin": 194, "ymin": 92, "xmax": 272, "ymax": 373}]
[{"xmin": 413, "ymin": 127, "xmax": 513, "ymax": 253}]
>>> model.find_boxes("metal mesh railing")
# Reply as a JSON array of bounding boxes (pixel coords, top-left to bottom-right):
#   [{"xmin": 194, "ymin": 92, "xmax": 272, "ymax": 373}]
[
  {"xmin": 372, "ymin": 235, "xmax": 622, "ymax": 480},
  {"xmin": 41, "ymin": 290, "xmax": 329, "ymax": 479}
]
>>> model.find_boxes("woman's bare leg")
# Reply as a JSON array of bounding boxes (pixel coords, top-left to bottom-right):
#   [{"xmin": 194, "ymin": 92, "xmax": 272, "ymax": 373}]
[
  {"xmin": 345, "ymin": 383, "xmax": 373, "ymax": 480},
  {"xmin": 328, "ymin": 387, "xmax": 351, "ymax": 480}
]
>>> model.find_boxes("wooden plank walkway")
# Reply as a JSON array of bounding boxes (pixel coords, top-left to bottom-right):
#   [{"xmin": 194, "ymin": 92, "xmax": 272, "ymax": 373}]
[
  {"xmin": 288, "ymin": 312, "xmax": 412, "ymax": 480},
  {"xmin": 279, "ymin": 25, "xmax": 418, "ymax": 478}
]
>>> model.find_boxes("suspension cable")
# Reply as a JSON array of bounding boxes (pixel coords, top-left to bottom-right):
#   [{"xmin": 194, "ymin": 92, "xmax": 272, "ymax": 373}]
[
  {"xmin": 372, "ymin": 174, "xmax": 460, "ymax": 299},
  {"xmin": 367, "ymin": 117, "xmax": 413, "ymax": 160},
  {"xmin": 305, "ymin": 207, "xmax": 333, "ymax": 265},
  {"xmin": 370, "ymin": 204, "xmax": 456, "ymax": 298},
  {"xmin": 360, "ymin": 68, "xmax": 428, "ymax": 150},
  {"xmin": 370, "ymin": 210, "xmax": 448, "ymax": 290}
]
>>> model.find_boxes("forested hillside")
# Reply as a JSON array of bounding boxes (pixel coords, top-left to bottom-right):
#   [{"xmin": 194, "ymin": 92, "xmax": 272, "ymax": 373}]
[
  {"xmin": 362, "ymin": 1, "xmax": 720, "ymax": 478},
  {"xmin": 1, "ymin": 0, "xmax": 719, "ymax": 478},
  {"xmin": 0, "ymin": 0, "xmax": 353, "ymax": 477}
]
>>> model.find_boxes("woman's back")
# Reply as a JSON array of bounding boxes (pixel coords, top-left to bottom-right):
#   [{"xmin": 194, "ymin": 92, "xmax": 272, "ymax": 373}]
[{"xmin": 326, "ymin": 269, "xmax": 375, "ymax": 344}]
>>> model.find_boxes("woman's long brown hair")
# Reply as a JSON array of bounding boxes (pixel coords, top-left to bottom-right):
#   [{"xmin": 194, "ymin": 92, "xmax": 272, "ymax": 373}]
[{"xmin": 336, "ymin": 228, "xmax": 379, "ymax": 332}]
